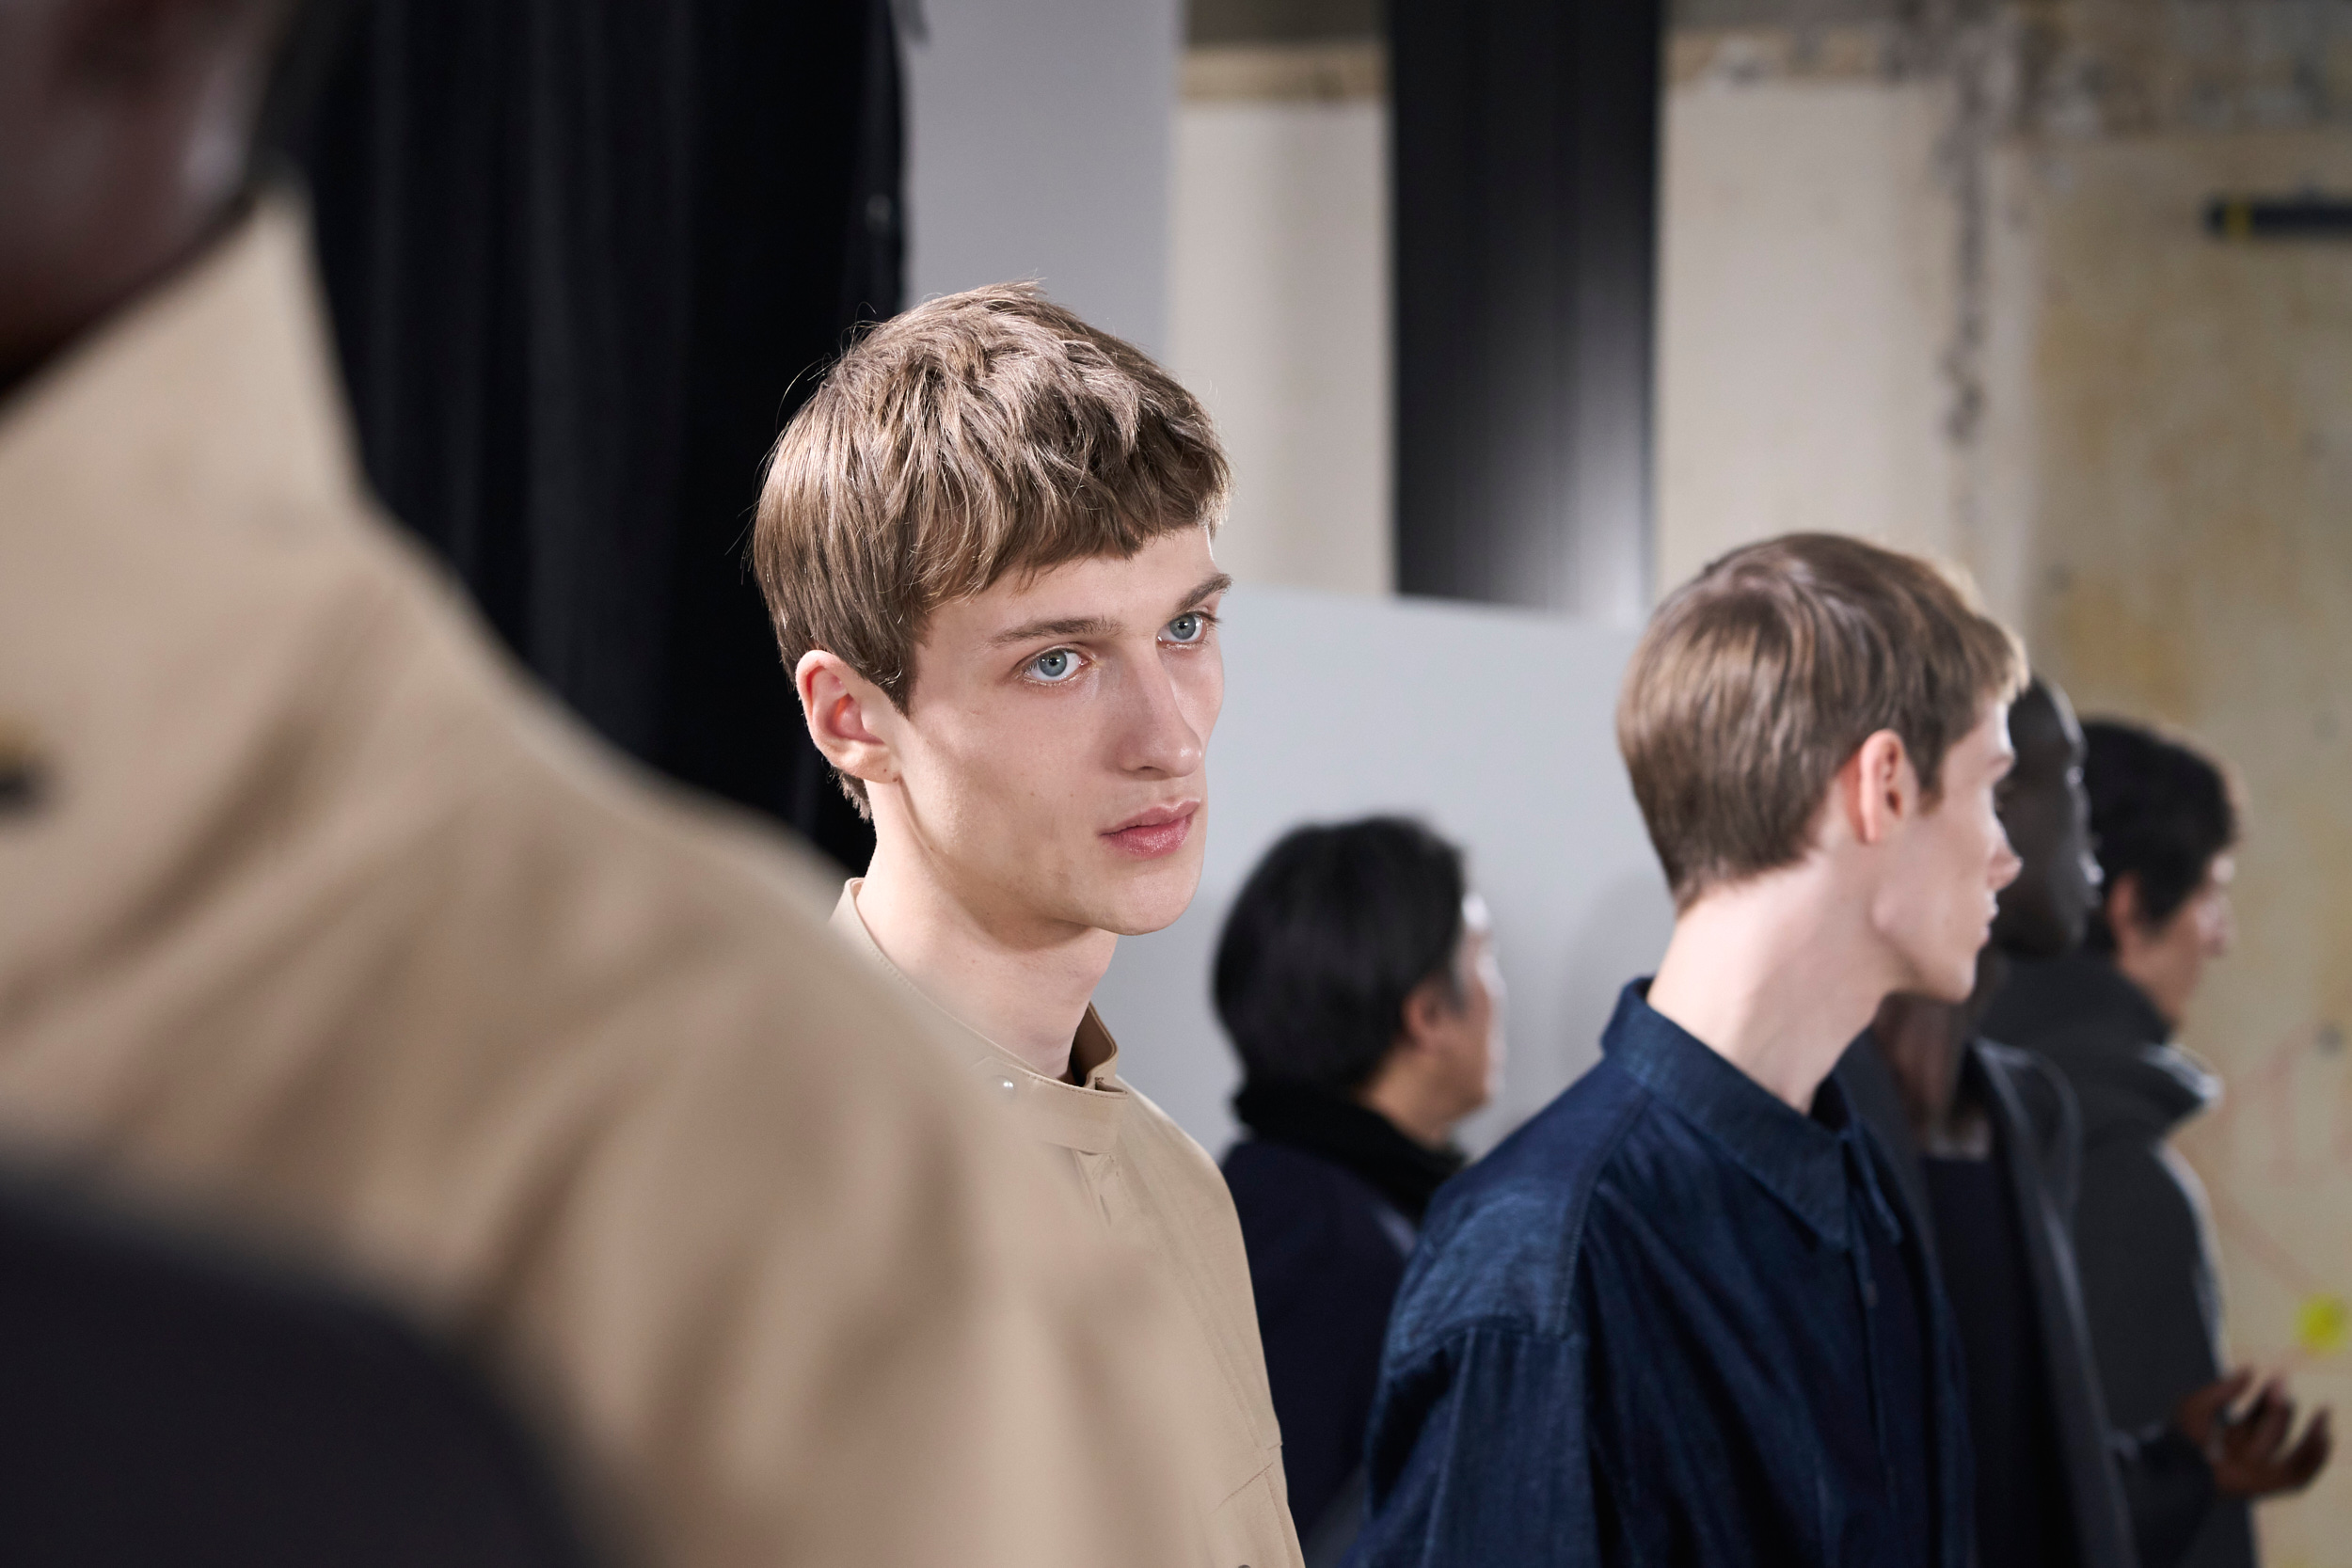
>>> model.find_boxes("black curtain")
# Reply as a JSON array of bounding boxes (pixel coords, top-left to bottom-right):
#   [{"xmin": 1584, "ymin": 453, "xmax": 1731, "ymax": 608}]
[
  {"xmin": 1390, "ymin": 0, "xmax": 1660, "ymax": 620},
  {"xmin": 273, "ymin": 0, "xmax": 894, "ymax": 872}
]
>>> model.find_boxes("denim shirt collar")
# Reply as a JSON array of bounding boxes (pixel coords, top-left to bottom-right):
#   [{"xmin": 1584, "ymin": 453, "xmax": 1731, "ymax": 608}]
[{"xmin": 1603, "ymin": 981, "xmax": 1904, "ymax": 1250}]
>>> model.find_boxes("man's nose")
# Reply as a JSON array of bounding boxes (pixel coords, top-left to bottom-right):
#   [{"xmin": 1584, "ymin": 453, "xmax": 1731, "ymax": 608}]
[
  {"xmin": 1119, "ymin": 657, "xmax": 1203, "ymax": 777},
  {"xmin": 1992, "ymin": 834, "xmax": 2024, "ymax": 891},
  {"xmin": 2207, "ymin": 895, "xmax": 2236, "ymax": 955}
]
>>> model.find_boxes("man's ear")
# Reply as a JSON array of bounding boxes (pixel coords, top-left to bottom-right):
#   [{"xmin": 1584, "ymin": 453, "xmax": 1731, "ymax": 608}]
[
  {"xmin": 1840, "ymin": 729, "xmax": 1915, "ymax": 847},
  {"xmin": 796, "ymin": 651, "xmax": 898, "ymax": 791},
  {"xmin": 2104, "ymin": 872, "xmax": 2144, "ymax": 938},
  {"xmin": 1396, "ymin": 973, "xmax": 1458, "ymax": 1058}
]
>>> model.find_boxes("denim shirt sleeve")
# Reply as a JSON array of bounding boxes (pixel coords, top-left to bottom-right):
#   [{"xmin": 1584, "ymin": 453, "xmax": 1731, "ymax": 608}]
[{"xmin": 1351, "ymin": 1323, "xmax": 1604, "ymax": 1568}]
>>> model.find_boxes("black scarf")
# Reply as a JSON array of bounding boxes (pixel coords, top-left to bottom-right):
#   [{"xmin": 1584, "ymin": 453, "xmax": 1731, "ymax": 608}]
[{"xmin": 1232, "ymin": 1079, "xmax": 1466, "ymax": 1227}]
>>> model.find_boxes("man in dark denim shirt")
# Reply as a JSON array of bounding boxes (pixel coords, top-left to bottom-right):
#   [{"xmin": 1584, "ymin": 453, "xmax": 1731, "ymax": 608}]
[{"xmin": 1354, "ymin": 535, "xmax": 2028, "ymax": 1568}]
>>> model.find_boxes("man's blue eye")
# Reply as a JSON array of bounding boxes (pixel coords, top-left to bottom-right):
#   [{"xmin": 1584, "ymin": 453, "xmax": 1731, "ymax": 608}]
[
  {"xmin": 1168, "ymin": 613, "xmax": 1203, "ymax": 642},
  {"xmin": 1031, "ymin": 649, "xmax": 1075, "ymax": 681}
]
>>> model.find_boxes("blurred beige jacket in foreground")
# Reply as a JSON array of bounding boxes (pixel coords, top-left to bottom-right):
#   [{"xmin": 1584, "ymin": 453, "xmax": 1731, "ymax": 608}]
[{"xmin": 0, "ymin": 197, "xmax": 1211, "ymax": 1568}]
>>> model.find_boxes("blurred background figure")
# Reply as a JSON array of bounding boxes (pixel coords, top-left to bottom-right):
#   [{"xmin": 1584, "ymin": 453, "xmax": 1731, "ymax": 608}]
[
  {"xmin": 1215, "ymin": 817, "xmax": 1503, "ymax": 1563},
  {"xmin": 1982, "ymin": 720, "xmax": 2284, "ymax": 1568},
  {"xmin": 0, "ymin": 1175, "xmax": 582, "ymax": 1568},
  {"xmin": 1845, "ymin": 679, "xmax": 2329, "ymax": 1568},
  {"xmin": 0, "ymin": 4, "xmax": 1211, "ymax": 1566}
]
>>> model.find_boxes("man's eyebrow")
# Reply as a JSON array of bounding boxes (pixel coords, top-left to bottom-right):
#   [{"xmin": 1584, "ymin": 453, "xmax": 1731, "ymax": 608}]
[
  {"xmin": 989, "ymin": 614, "xmax": 1120, "ymax": 647},
  {"xmin": 1180, "ymin": 573, "xmax": 1235, "ymax": 610},
  {"xmin": 986, "ymin": 575, "xmax": 1233, "ymax": 648}
]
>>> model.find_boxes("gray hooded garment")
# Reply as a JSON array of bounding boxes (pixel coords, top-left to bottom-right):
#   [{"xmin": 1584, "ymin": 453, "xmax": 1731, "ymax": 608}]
[{"xmin": 1982, "ymin": 954, "xmax": 2252, "ymax": 1568}]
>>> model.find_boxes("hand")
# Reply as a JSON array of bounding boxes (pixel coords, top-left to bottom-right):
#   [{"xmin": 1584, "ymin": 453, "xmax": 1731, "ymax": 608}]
[{"xmin": 2175, "ymin": 1369, "xmax": 2334, "ymax": 1500}]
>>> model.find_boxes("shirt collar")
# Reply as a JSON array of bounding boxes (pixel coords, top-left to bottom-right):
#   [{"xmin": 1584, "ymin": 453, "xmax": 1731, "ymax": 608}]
[
  {"xmin": 1988, "ymin": 953, "xmax": 2218, "ymax": 1122},
  {"xmin": 1603, "ymin": 981, "xmax": 1902, "ymax": 1249},
  {"xmin": 0, "ymin": 189, "xmax": 362, "ymax": 544},
  {"xmin": 2004, "ymin": 951, "xmax": 2175, "ymax": 1051},
  {"xmin": 829, "ymin": 879, "xmax": 1127, "ymax": 1154}
]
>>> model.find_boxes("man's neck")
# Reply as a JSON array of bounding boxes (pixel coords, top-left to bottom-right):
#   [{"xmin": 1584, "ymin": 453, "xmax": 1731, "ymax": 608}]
[
  {"xmin": 1354, "ymin": 1063, "xmax": 1456, "ymax": 1153},
  {"xmin": 852, "ymin": 839, "xmax": 1116, "ymax": 1080},
  {"xmin": 2111, "ymin": 945, "xmax": 2187, "ymax": 1034},
  {"xmin": 1646, "ymin": 866, "xmax": 1897, "ymax": 1113},
  {"xmin": 1, "ymin": 192, "xmax": 251, "ymax": 407},
  {"xmin": 1871, "ymin": 997, "xmax": 1984, "ymax": 1153},
  {"xmin": 1873, "ymin": 946, "xmax": 2009, "ymax": 1148}
]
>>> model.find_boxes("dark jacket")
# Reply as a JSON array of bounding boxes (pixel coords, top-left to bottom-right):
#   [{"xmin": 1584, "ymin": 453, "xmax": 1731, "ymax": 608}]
[
  {"xmin": 1354, "ymin": 984, "xmax": 1973, "ymax": 1568},
  {"xmin": 1837, "ymin": 1038, "xmax": 2217, "ymax": 1568},
  {"xmin": 1223, "ymin": 1081, "xmax": 1462, "ymax": 1562},
  {"xmin": 1980, "ymin": 954, "xmax": 2251, "ymax": 1568},
  {"xmin": 0, "ymin": 1175, "xmax": 583, "ymax": 1567}
]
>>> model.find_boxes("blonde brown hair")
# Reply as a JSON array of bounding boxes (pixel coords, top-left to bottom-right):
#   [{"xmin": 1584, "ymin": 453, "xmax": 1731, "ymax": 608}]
[
  {"xmin": 1619, "ymin": 533, "xmax": 2026, "ymax": 908},
  {"xmin": 753, "ymin": 283, "xmax": 1228, "ymax": 800}
]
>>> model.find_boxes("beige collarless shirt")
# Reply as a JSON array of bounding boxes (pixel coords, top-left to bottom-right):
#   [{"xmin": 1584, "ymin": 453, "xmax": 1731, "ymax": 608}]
[
  {"xmin": 0, "ymin": 197, "xmax": 1215, "ymax": 1568},
  {"xmin": 834, "ymin": 881, "xmax": 1305, "ymax": 1568}
]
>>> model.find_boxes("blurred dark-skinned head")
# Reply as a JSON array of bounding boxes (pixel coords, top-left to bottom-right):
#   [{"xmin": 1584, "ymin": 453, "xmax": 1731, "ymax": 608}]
[
  {"xmin": 1990, "ymin": 677, "xmax": 2102, "ymax": 961},
  {"xmin": 0, "ymin": 0, "xmax": 302, "ymax": 397}
]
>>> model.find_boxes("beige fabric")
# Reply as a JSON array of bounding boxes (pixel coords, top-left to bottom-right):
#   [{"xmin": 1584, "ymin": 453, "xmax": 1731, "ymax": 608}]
[
  {"xmin": 834, "ymin": 882, "xmax": 1306, "ymax": 1568},
  {"xmin": 0, "ymin": 198, "xmax": 1218, "ymax": 1568}
]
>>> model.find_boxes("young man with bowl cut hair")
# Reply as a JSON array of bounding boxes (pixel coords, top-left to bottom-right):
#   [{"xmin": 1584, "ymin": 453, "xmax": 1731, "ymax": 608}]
[
  {"xmin": 1355, "ymin": 534, "xmax": 2025, "ymax": 1568},
  {"xmin": 754, "ymin": 282, "xmax": 1305, "ymax": 1568}
]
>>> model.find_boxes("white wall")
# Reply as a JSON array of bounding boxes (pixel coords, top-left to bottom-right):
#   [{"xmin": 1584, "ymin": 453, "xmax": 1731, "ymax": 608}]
[
  {"xmin": 1168, "ymin": 96, "xmax": 1393, "ymax": 596},
  {"xmin": 1655, "ymin": 77, "xmax": 1963, "ymax": 591},
  {"xmin": 1094, "ymin": 585, "xmax": 1674, "ymax": 1157},
  {"xmin": 902, "ymin": 0, "xmax": 1181, "ymax": 354}
]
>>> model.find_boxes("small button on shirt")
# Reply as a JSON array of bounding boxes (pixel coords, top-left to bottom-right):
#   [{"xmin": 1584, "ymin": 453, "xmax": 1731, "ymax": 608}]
[{"xmin": 834, "ymin": 882, "xmax": 1306, "ymax": 1568}]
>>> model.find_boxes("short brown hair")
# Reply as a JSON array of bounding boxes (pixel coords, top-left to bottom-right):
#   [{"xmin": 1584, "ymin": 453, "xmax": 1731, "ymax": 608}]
[
  {"xmin": 753, "ymin": 283, "xmax": 1228, "ymax": 800},
  {"xmin": 1619, "ymin": 533, "xmax": 2026, "ymax": 907}
]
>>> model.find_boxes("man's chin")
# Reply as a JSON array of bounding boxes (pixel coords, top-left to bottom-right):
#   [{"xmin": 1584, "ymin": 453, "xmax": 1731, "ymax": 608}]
[
  {"xmin": 1083, "ymin": 857, "xmax": 1205, "ymax": 937},
  {"xmin": 1917, "ymin": 958, "xmax": 1979, "ymax": 1006}
]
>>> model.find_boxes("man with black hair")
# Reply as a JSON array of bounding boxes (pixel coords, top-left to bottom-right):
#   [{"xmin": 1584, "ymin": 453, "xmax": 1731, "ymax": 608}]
[
  {"xmin": 1841, "ymin": 681, "xmax": 2328, "ymax": 1568},
  {"xmin": 1216, "ymin": 817, "xmax": 1503, "ymax": 1560},
  {"xmin": 1980, "ymin": 720, "xmax": 2311, "ymax": 1568}
]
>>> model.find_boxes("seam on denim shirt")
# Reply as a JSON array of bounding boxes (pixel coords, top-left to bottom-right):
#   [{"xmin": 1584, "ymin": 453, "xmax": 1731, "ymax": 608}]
[{"xmin": 1391, "ymin": 1075, "xmax": 1650, "ymax": 1361}]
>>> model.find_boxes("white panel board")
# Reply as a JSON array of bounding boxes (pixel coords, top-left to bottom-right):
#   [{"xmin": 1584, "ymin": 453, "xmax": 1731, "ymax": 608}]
[{"xmin": 1094, "ymin": 585, "xmax": 1677, "ymax": 1157}]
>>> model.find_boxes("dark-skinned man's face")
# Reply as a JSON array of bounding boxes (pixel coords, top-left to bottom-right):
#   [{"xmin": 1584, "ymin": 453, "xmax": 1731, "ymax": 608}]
[
  {"xmin": 1989, "ymin": 679, "xmax": 2102, "ymax": 960},
  {"xmin": 0, "ymin": 0, "xmax": 282, "ymax": 396}
]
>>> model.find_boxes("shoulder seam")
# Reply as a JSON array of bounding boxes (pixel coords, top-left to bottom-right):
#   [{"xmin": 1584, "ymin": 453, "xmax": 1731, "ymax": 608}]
[
  {"xmin": 1403, "ymin": 1071, "xmax": 1652, "ymax": 1353},
  {"xmin": 1561, "ymin": 1075, "xmax": 1654, "ymax": 1285},
  {"xmin": 1420, "ymin": 1313, "xmax": 1591, "ymax": 1351}
]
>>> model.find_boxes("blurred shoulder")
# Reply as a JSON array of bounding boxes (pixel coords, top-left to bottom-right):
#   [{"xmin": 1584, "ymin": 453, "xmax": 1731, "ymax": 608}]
[
  {"xmin": 1222, "ymin": 1138, "xmax": 1375, "ymax": 1216},
  {"xmin": 1976, "ymin": 1040, "xmax": 2080, "ymax": 1147}
]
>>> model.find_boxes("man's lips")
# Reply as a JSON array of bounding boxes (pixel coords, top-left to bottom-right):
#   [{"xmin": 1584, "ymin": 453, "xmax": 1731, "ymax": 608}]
[{"xmin": 1103, "ymin": 802, "xmax": 1199, "ymax": 860}]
